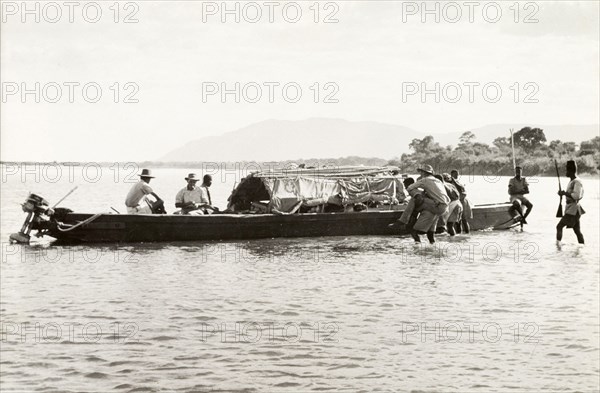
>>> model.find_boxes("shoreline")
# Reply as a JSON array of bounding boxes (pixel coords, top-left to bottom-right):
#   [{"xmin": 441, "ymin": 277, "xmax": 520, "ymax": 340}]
[{"xmin": 2, "ymin": 160, "xmax": 599, "ymax": 177}]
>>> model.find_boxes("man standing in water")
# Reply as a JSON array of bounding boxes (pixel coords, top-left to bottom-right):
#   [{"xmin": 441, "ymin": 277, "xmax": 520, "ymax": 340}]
[
  {"xmin": 405, "ymin": 164, "xmax": 450, "ymax": 244},
  {"xmin": 556, "ymin": 160, "xmax": 585, "ymax": 244},
  {"xmin": 450, "ymin": 169, "xmax": 471, "ymax": 233},
  {"xmin": 508, "ymin": 166, "xmax": 533, "ymax": 224}
]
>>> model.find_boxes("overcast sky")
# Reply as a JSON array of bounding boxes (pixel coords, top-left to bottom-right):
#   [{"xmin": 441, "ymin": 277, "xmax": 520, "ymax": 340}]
[{"xmin": 1, "ymin": 0, "xmax": 598, "ymax": 161}]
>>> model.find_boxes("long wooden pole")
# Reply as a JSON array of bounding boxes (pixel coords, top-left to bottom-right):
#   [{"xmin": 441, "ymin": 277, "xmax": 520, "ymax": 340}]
[
  {"xmin": 510, "ymin": 129, "xmax": 516, "ymax": 170},
  {"xmin": 554, "ymin": 159, "xmax": 563, "ymax": 217}
]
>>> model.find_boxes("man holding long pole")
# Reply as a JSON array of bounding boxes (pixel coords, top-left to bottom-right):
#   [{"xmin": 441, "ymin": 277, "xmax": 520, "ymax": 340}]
[{"xmin": 556, "ymin": 160, "xmax": 585, "ymax": 245}]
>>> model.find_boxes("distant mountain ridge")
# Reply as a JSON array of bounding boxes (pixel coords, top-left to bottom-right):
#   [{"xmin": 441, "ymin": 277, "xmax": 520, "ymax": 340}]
[{"xmin": 160, "ymin": 118, "xmax": 599, "ymax": 162}]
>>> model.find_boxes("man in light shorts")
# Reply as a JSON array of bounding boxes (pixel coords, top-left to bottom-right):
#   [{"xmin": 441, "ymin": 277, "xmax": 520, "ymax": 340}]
[
  {"xmin": 125, "ymin": 169, "xmax": 163, "ymax": 214},
  {"xmin": 508, "ymin": 166, "xmax": 533, "ymax": 224},
  {"xmin": 405, "ymin": 164, "xmax": 450, "ymax": 244}
]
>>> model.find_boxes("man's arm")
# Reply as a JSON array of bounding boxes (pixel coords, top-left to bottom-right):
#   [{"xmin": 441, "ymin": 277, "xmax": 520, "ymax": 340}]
[
  {"xmin": 174, "ymin": 189, "xmax": 195, "ymax": 208},
  {"xmin": 522, "ymin": 178, "xmax": 530, "ymax": 195},
  {"xmin": 140, "ymin": 183, "xmax": 162, "ymax": 201},
  {"xmin": 406, "ymin": 178, "xmax": 425, "ymax": 192},
  {"xmin": 175, "ymin": 189, "xmax": 184, "ymax": 208},
  {"xmin": 571, "ymin": 181, "xmax": 583, "ymax": 200},
  {"xmin": 193, "ymin": 188, "xmax": 214, "ymax": 209},
  {"xmin": 508, "ymin": 179, "xmax": 515, "ymax": 195},
  {"xmin": 562, "ymin": 180, "xmax": 583, "ymax": 201},
  {"xmin": 150, "ymin": 192, "xmax": 163, "ymax": 202}
]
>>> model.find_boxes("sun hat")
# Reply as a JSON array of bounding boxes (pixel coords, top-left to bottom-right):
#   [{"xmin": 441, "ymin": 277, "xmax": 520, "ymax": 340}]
[
  {"xmin": 139, "ymin": 169, "xmax": 155, "ymax": 178},
  {"xmin": 185, "ymin": 173, "xmax": 200, "ymax": 181},
  {"xmin": 417, "ymin": 164, "xmax": 434, "ymax": 175}
]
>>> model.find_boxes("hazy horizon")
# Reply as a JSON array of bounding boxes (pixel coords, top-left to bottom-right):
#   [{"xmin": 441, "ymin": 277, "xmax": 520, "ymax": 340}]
[{"xmin": 2, "ymin": 1, "xmax": 599, "ymax": 161}]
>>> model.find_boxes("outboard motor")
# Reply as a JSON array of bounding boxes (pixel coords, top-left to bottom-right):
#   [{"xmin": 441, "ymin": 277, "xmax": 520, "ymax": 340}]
[{"xmin": 9, "ymin": 193, "xmax": 52, "ymax": 244}]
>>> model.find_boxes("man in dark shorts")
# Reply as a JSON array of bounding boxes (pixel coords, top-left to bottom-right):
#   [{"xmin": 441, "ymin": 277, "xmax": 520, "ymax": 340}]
[{"xmin": 556, "ymin": 160, "xmax": 585, "ymax": 244}]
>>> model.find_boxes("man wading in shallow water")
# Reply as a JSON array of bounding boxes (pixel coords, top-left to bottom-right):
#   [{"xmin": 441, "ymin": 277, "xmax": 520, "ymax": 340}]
[
  {"xmin": 405, "ymin": 164, "xmax": 450, "ymax": 244},
  {"xmin": 556, "ymin": 160, "xmax": 585, "ymax": 245},
  {"xmin": 450, "ymin": 169, "xmax": 471, "ymax": 233}
]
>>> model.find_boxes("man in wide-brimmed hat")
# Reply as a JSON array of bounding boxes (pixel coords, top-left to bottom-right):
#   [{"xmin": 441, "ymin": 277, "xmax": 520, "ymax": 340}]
[
  {"xmin": 175, "ymin": 173, "xmax": 207, "ymax": 215},
  {"xmin": 404, "ymin": 164, "xmax": 450, "ymax": 243},
  {"xmin": 556, "ymin": 160, "xmax": 585, "ymax": 244},
  {"xmin": 125, "ymin": 169, "xmax": 163, "ymax": 214}
]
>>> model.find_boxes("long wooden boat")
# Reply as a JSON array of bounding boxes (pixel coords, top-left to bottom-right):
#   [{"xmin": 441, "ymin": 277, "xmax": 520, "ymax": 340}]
[
  {"xmin": 10, "ymin": 167, "xmax": 520, "ymax": 244},
  {"xmin": 14, "ymin": 203, "xmax": 519, "ymax": 244}
]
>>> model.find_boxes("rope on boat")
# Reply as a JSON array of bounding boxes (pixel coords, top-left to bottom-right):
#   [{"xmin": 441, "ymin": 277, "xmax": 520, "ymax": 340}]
[
  {"xmin": 497, "ymin": 216, "xmax": 520, "ymax": 228},
  {"xmin": 56, "ymin": 213, "xmax": 103, "ymax": 232}
]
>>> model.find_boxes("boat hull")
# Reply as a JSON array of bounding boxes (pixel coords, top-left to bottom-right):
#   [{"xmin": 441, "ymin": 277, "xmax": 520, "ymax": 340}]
[{"xmin": 38, "ymin": 203, "xmax": 519, "ymax": 243}]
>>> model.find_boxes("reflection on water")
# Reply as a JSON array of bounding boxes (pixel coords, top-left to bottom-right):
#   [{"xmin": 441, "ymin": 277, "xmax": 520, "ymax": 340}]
[{"xmin": 1, "ymin": 171, "xmax": 599, "ymax": 391}]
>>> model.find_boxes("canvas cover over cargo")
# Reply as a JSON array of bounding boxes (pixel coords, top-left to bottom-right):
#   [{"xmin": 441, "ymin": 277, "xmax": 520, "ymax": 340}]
[{"xmin": 227, "ymin": 166, "xmax": 408, "ymax": 213}]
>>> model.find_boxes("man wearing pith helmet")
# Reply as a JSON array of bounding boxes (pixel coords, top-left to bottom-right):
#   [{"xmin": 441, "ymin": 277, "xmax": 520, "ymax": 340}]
[{"xmin": 405, "ymin": 164, "xmax": 450, "ymax": 244}]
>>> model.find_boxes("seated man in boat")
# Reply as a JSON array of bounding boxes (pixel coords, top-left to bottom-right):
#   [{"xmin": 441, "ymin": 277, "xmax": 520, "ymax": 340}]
[
  {"xmin": 450, "ymin": 169, "xmax": 471, "ymax": 233},
  {"xmin": 405, "ymin": 165, "xmax": 450, "ymax": 244},
  {"xmin": 508, "ymin": 166, "xmax": 533, "ymax": 224},
  {"xmin": 175, "ymin": 173, "xmax": 206, "ymax": 215},
  {"xmin": 199, "ymin": 174, "xmax": 219, "ymax": 214},
  {"xmin": 391, "ymin": 170, "xmax": 408, "ymax": 203},
  {"xmin": 125, "ymin": 169, "xmax": 163, "ymax": 214}
]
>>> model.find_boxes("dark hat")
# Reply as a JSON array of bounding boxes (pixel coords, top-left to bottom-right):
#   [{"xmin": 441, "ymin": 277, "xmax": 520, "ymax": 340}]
[
  {"xmin": 185, "ymin": 173, "xmax": 200, "ymax": 181},
  {"xmin": 417, "ymin": 164, "xmax": 434, "ymax": 175},
  {"xmin": 139, "ymin": 169, "xmax": 155, "ymax": 178},
  {"xmin": 566, "ymin": 160, "xmax": 577, "ymax": 173},
  {"xmin": 515, "ymin": 165, "xmax": 522, "ymax": 170}
]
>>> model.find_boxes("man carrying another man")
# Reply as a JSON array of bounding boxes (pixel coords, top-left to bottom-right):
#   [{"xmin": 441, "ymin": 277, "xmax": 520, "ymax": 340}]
[{"xmin": 405, "ymin": 164, "xmax": 450, "ymax": 244}]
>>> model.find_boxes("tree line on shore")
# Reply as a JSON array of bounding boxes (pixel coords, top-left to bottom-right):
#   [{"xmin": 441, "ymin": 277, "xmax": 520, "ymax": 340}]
[
  {"xmin": 2, "ymin": 128, "xmax": 598, "ymax": 176},
  {"xmin": 388, "ymin": 127, "xmax": 600, "ymax": 176}
]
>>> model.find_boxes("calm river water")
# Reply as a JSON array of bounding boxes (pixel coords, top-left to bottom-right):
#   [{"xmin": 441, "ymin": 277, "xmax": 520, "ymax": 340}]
[{"xmin": 1, "ymin": 165, "xmax": 599, "ymax": 392}]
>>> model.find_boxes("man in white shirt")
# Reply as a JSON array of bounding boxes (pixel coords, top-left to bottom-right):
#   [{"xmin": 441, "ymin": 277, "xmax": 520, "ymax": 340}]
[
  {"xmin": 175, "ymin": 173, "xmax": 206, "ymax": 215},
  {"xmin": 125, "ymin": 169, "xmax": 163, "ymax": 214},
  {"xmin": 406, "ymin": 164, "xmax": 450, "ymax": 244},
  {"xmin": 556, "ymin": 160, "xmax": 585, "ymax": 244}
]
